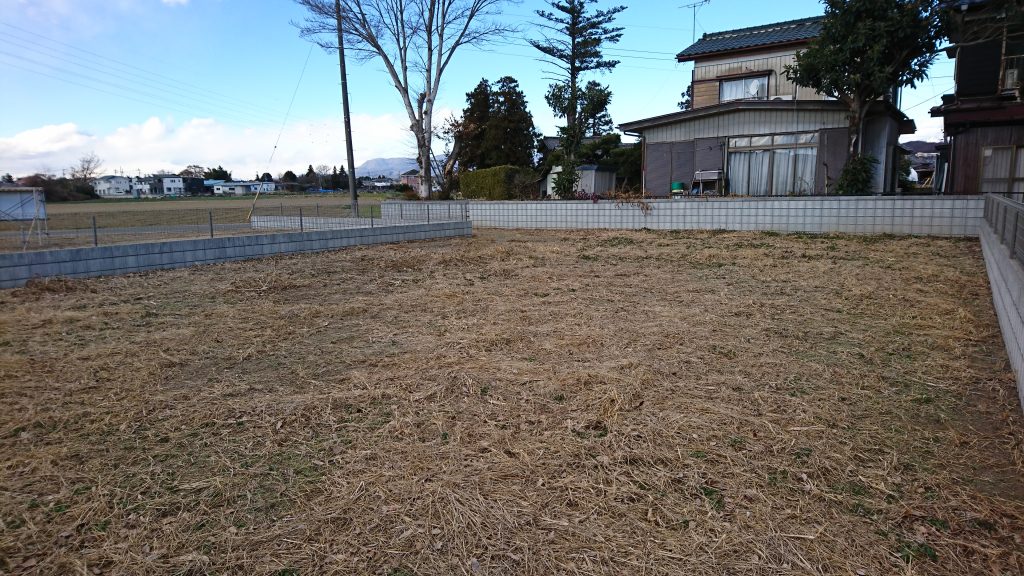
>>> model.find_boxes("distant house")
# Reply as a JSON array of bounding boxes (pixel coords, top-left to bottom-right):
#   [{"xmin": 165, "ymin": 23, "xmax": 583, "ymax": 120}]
[
  {"xmin": 399, "ymin": 169, "xmax": 421, "ymax": 190},
  {"xmin": 619, "ymin": 16, "xmax": 915, "ymax": 197},
  {"xmin": 91, "ymin": 175, "xmax": 132, "ymax": 197},
  {"xmin": 214, "ymin": 181, "xmax": 275, "ymax": 196},
  {"xmin": 130, "ymin": 177, "xmax": 152, "ymax": 198},
  {"xmin": 368, "ymin": 177, "xmax": 395, "ymax": 190},
  {"xmin": 930, "ymin": 0, "xmax": 1024, "ymax": 195},
  {"xmin": 546, "ymin": 165, "xmax": 617, "ymax": 198}
]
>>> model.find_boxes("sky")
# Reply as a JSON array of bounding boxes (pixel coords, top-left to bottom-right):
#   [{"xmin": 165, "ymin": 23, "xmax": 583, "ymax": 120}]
[{"xmin": 0, "ymin": 0, "xmax": 955, "ymax": 179}]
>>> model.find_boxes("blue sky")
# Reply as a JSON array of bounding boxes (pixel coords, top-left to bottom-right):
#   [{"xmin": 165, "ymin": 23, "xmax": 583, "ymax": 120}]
[{"xmin": 0, "ymin": 0, "xmax": 954, "ymax": 178}]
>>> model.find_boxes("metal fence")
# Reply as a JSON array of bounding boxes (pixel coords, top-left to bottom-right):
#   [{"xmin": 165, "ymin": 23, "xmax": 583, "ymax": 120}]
[
  {"xmin": 984, "ymin": 194, "xmax": 1024, "ymax": 265},
  {"xmin": 0, "ymin": 201, "xmax": 459, "ymax": 253}
]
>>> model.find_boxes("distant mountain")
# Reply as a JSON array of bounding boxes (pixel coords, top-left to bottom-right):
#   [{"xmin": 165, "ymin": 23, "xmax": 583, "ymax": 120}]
[
  {"xmin": 902, "ymin": 141, "xmax": 941, "ymax": 154},
  {"xmin": 356, "ymin": 158, "xmax": 418, "ymax": 179}
]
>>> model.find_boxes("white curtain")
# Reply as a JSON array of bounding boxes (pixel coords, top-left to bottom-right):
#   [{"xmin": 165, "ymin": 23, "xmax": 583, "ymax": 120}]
[
  {"xmin": 772, "ymin": 149, "xmax": 794, "ymax": 195},
  {"xmin": 749, "ymin": 151, "xmax": 770, "ymax": 196},
  {"xmin": 793, "ymin": 148, "xmax": 817, "ymax": 195},
  {"xmin": 720, "ymin": 79, "xmax": 747, "ymax": 102},
  {"xmin": 728, "ymin": 152, "xmax": 751, "ymax": 195}
]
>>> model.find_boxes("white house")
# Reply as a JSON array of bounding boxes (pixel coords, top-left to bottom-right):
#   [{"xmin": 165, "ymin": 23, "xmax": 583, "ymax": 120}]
[
  {"xmin": 214, "ymin": 181, "xmax": 275, "ymax": 196},
  {"xmin": 151, "ymin": 174, "xmax": 185, "ymax": 196},
  {"xmin": 130, "ymin": 177, "xmax": 152, "ymax": 197},
  {"xmin": 91, "ymin": 175, "xmax": 132, "ymax": 197}
]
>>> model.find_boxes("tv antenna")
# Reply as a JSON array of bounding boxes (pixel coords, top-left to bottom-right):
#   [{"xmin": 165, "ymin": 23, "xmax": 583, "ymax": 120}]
[{"xmin": 681, "ymin": 0, "xmax": 711, "ymax": 43}]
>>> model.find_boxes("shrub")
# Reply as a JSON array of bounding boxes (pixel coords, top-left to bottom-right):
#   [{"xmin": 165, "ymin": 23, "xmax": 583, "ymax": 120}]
[
  {"xmin": 395, "ymin": 183, "xmax": 419, "ymax": 201},
  {"xmin": 460, "ymin": 165, "xmax": 538, "ymax": 200},
  {"xmin": 835, "ymin": 154, "xmax": 878, "ymax": 195}
]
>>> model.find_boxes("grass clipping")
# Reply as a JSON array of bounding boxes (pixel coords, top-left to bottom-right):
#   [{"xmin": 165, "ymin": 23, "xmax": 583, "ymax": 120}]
[{"xmin": 1, "ymin": 229, "xmax": 1023, "ymax": 575}]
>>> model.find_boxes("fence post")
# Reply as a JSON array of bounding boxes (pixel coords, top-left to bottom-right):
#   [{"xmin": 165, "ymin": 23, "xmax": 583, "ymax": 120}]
[
  {"xmin": 448, "ymin": 203, "xmax": 452, "ymax": 220},
  {"xmin": 427, "ymin": 203, "xmax": 431, "ymax": 223},
  {"xmin": 209, "ymin": 211, "xmax": 214, "ymax": 238},
  {"xmin": 370, "ymin": 206, "xmax": 374, "ymax": 228},
  {"xmin": 316, "ymin": 203, "xmax": 320, "ymax": 218},
  {"xmin": 400, "ymin": 203, "xmax": 404, "ymax": 221},
  {"xmin": 92, "ymin": 216, "xmax": 98, "ymax": 247},
  {"xmin": 299, "ymin": 207, "xmax": 304, "ymax": 232}
]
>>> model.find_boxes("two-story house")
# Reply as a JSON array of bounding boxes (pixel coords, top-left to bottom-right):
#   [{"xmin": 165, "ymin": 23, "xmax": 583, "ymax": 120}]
[
  {"xmin": 90, "ymin": 175, "xmax": 132, "ymax": 197},
  {"xmin": 930, "ymin": 0, "xmax": 1024, "ymax": 195},
  {"xmin": 619, "ymin": 16, "xmax": 915, "ymax": 197}
]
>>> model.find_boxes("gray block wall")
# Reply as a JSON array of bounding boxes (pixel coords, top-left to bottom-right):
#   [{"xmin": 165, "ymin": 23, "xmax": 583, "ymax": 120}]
[
  {"xmin": 382, "ymin": 196, "xmax": 984, "ymax": 237},
  {"xmin": 0, "ymin": 221, "xmax": 472, "ymax": 289},
  {"xmin": 980, "ymin": 225, "xmax": 1024, "ymax": 413}
]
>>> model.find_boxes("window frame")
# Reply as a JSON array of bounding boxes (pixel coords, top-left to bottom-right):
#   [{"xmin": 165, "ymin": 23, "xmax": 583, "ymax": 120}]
[
  {"xmin": 719, "ymin": 74, "xmax": 770, "ymax": 103},
  {"xmin": 727, "ymin": 131, "xmax": 820, "ymax": 196},
  {"xmin": 980, "ymin": 145, "xmax": 1024, "ymax": 194}
]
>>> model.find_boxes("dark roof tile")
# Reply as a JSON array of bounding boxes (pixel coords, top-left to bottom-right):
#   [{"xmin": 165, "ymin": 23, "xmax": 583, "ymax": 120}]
[{"xmin": 676, "ymin": 16, "xmax": 823, "ymax": 61}]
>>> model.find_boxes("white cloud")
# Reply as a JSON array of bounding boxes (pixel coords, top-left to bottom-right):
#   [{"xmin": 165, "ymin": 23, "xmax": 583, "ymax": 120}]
[
  {"xmin": 902, "ymin": 115, "xmax": 944, "ymax": 143},
  {"xmin": 0, "ymin": 115, "xmax": 419, "ymax": 178}
]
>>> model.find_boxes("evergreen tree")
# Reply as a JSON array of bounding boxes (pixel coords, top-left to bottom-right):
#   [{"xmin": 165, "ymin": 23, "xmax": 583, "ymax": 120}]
[
  {"xmin": 529, "ymin": 0, "xmax": 626, "ymax": 197},
  {"xmin": 486, "ymin": 76, "xmax": 540, "ymax": 167},
  {"xmin": 459, "ymin": 79, "xmax": 493, "ymax": 171}
]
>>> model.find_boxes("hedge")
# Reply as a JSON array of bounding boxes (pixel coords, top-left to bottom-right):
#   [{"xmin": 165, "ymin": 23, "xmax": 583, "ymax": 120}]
[{"xmin": 460, "ymin": 165, "xmax": 538, "ymax": 200}]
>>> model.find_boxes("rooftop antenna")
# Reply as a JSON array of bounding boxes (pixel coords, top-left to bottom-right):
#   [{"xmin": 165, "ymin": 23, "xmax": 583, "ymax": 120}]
[{"xmin": 681, "ymin": 0, "xmax": 711, "ymax": 43}]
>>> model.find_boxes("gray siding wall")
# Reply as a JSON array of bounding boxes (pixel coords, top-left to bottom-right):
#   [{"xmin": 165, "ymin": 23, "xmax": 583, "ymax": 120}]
[
  {"xmin": 671, "ymin": 141, "xmax": 695, "ymax": 193},
  {"xmin": 646, "ymin": 142, "xmax": 672, "ymax": 197},
  {"xmin": 643, "ymin": 108, "xmax": 850, "ymax": 144},
  {"xmin": 0, "ymin": 222, "xmax": 472, "ymax": 289},
  {"xmin": 817, "ymin": 128, "xmax": 850, "ymax": 195}
]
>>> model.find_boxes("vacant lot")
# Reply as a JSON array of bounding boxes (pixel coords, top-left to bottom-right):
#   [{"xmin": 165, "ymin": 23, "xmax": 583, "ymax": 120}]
[{"xmin": 1, "ymin": 229, "xmax": 1022, "ymax": 575}]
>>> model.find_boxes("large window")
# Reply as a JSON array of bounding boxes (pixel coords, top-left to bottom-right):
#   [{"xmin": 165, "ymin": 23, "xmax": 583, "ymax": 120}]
[
  {"xmin": 981, "ymin": 146, "xmax": 1024, "ymax": 195},
  {"xmin": 720, "ymin": 75, "xmax": 768, "ymax": 102},
  {"xmin": 728, "ymin": 132, "xmax": 818, "ymax": 196}
]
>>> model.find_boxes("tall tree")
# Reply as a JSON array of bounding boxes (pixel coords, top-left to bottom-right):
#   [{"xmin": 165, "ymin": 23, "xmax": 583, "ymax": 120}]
[
  {"xmin": 547, "ymin": 80, "xmax": 613, "ymax": 138},
  {"xmin": 180, "ymin": 165, "xmax": 205, "ymax": 179},
  {"xmin": 68, "ymin": 152, "xmax": 103, "ymax": 183},
  {"xmin": 294, "ymin": 0, "xmax": 515, "ymax": 198},
  {"xmin": 2, "ymin": 173, "xmax": 15, "ymax": 184},
  {"xmin": 487, "ymin": 76, "xmax": 540, "ymax": 167},
  {"xmin": 784, "ymin": 0, "xmax": 941, "ymax": 159},
  {"xmin": 204, "ymin": 165, "xmax": 232, "ymax": 181},
  {"xmin": 678, "ymin": 84, "xmax": 693, "ymax": 111},
  {"xmin": 455, "ymin": 79, "xmax": 494, "ymax": 171},
  {"xmin": 529, "ymin": 0, "xmax": 625, "ymax": 197}
]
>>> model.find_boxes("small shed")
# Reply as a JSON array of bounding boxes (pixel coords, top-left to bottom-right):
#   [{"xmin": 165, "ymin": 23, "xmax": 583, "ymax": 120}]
[
  {"xmin": 546, "ymin": 165, "xmax": 617, "ymax": 198},
  {"xmin": 0, "ymin": 188, "xmax": 46, "ymax": 221}
]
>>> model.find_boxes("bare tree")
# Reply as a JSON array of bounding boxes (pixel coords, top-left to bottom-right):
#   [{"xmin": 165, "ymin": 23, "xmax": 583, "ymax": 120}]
[
  {"xmin": 293, "ymin": 0, "xmax": 516, "ymax": 198},
  {"xmin": 179, "ymin": 164, "xmax": 206, "ymax": 179},
  {"xmin": 69, "ymin": 152, "xmax": 103, "ymax": 183}
]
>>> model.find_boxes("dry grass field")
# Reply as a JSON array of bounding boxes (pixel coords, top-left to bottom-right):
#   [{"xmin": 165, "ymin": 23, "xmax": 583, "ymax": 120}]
[{"xmin": 1, "ymin": 229, "xmax": 1022, "ymax": 575}]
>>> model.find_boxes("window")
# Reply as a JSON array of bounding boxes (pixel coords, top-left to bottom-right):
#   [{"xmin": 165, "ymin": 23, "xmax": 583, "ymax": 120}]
[
  {"xmin": 981, "ymin": 146, "xmax": 1024, "ymax": 194},
  {"xmin": 720, "ymin": 76, "xmax": 768, "ymax": 102},
  {"xmin": 728, "ymin": 132, "xmax": 818, "ymax": 196}
]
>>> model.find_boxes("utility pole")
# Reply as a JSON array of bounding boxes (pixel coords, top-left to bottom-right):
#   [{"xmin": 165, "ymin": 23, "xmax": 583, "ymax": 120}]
[{"xmin": 336, "ymin": 0, "xmax": 359, "ymax": 215}]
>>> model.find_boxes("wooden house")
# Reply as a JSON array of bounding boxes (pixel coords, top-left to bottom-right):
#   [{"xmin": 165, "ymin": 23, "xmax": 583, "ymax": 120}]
[
  {"xmin": 930, "ymin": 0, "xmax": 1024, "ymax": 195},
  {"xmin": 619, "ymin": 16, "xmax": 915, "ymax": 197}
]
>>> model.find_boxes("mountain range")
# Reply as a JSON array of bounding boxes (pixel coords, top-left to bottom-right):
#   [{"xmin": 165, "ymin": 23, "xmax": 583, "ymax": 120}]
[{"xmin": 356, "ymin": 158, "xmax": 418, "ymax": 179}]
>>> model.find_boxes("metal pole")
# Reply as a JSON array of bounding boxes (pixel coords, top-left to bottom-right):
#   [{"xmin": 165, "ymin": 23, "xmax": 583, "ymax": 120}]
[
  {"xmin": 427, "ymin": 204, "xmax": 430, "ymax": 223},
  {"xmin": 209, "ymin": 211, "xmax": 214, "ymax": 238},
  {"xmin": 336, "ymin": 0, "xmax": 359, "ymax": 216},
  {"xmin": 92, "ymin": 216, "xmax": 98, "ymax": 247},
  {"xmin": 299, "ymin": 207, "xmax": 304, "ymax": 232}
]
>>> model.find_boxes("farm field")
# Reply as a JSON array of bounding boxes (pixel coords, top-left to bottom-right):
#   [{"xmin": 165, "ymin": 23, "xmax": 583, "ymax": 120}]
[
  {"xmin": 1, "ymin": 229, "xmax": 1022, "ymax": 575},
  {"xmin": 44, "ymin": 192, "xmax": 394, "ymax": 214}
]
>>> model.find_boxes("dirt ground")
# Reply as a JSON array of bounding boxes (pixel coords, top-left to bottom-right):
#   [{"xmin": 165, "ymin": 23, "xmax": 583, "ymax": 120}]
[{"xmin": 1, "ymin": 229, "xmax": 1022, "ymax": 575}]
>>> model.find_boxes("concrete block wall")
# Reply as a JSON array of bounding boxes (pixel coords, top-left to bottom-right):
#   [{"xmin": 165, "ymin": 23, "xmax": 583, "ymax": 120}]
[
  {"xmin": 383, "ymin": 196, "xmax": 983, "ymax": 236},
  {"xmin": 0, "ymin": 221, "xmax": 471, "ymax": 289},
  {"xmin": 980, "ymin": 224, "xmax": 1024, "ymax": 412}
]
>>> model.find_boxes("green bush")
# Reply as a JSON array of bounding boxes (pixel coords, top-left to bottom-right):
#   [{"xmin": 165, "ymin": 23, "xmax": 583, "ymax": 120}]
[
  {"xmin": 460, "ymin": 165, "xmax": 538, "ymax": 200},
  {"xmin": 835, "ymin": 154, "xmax": 878, "ymax": 195}
]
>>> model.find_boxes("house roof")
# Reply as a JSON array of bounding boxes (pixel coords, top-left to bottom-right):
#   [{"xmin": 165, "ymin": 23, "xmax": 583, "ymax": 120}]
[
  {"xmin": 618, "ymin": 99, "xmax": 915, "ymax": 135},
  {"xmin": 400, "ymin": 169, "xmax": 420, "ymax": 176},
  {"xmin": 676, "ymin": 16, "xmax": 823, "ymax": 62}
]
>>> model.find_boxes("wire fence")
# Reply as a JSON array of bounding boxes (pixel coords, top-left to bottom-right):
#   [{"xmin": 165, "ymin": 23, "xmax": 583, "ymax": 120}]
[{"xmin": 0, "ymin": 201, "xmax": 470, "ymax": 253}]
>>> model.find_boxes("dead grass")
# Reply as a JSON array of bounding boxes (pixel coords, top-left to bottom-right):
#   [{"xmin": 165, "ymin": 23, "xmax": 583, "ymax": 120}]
[{"xmin": 0, "ymin": 229, "xmax": 1022, "ymax": 575}]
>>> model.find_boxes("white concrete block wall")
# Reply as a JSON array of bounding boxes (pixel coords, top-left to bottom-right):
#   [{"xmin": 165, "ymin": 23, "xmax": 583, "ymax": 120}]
[
  {"xmin": 0, "ymin": 221, "xmax": 472, "ymax": 289},
  {"xmin": 980, "ymin": 224, "xmax": 1024, "ymax": 413},
  {"xmin": 382, "ymin": 196, "xmax": 983, "ymax": 237}
]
